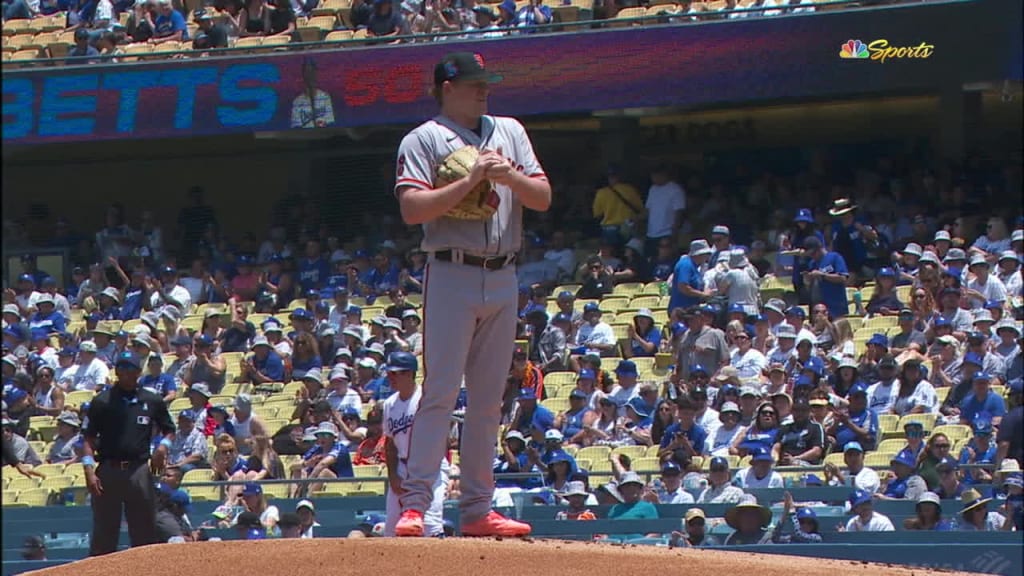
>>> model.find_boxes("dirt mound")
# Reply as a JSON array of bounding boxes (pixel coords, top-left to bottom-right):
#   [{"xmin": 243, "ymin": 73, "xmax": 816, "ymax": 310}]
[{"xmin": 28, "ymin": 538, "xmax": 978, "ymax": 576}]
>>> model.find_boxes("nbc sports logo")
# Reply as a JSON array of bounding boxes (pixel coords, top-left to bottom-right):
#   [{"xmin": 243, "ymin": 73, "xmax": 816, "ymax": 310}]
[{"xmin": 839, "ymin": 39, "xmax": 869, "ymax": 59}]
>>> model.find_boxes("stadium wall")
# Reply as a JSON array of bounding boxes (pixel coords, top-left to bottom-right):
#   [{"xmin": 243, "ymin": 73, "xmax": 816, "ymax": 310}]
[{"xmin": 2, "ymin": 0, "xmax": 1018, "ymax": 146}]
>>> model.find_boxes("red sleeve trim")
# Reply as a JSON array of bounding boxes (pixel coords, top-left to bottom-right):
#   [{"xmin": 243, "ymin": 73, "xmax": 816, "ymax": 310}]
[
  {"xmin": 396, "ymin": 177, "xmax": 433, "ymax": 190},
  {"xmin": 528, "ymin": 173, "xmax": 548, "ymax": 179}
]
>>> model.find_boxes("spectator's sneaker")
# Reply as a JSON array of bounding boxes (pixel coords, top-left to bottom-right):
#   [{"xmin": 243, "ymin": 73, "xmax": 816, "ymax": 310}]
[
  {"xmin": 395, "ymin": 510, "xmax": 424, "ymax": 537},
  {"xmin": 460, "ymin": 511, "xmax": 532, "ymax": 537}
]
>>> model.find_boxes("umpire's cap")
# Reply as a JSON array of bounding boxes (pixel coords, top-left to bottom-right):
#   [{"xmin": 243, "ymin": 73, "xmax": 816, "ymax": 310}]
[{"xmin": 434, "ymin": 52, "xmax": 502, "ymax": 86}]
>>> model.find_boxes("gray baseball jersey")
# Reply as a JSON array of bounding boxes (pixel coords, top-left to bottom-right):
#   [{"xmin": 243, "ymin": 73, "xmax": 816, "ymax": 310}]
[
  {"xmin": 395, "ymin": 114, "xmax": 546, "ymax": 256},
  {"xmin": 393, "ymin": 113, "xmax": 548, "ymax": 524}
]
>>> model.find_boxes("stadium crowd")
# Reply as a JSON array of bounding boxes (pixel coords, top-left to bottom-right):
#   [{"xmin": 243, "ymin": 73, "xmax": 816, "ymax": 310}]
[
  {"xmin": 2, "ymin": 147, "xmax": 1022, "ymax": 544},
  {"xmin": 0, "ymin": 0, "xmax": 829, "ymax": 64}
]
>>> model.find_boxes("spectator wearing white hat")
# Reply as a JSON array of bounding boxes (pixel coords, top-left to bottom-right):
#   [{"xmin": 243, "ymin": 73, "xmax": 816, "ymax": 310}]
[
  {"xmin": 70, "ymin": 341, "xmax": 110, "ymax": 392},
  {"xmin": 995, "ymin": 250, "xmax": 1022, "ymax": 301},
  {"xmin": 47, "ymin": 412, "xmax": 82, "ymax": 464},
  {"xmin": 400, "ymin": 309, "xmax": 423, "ymax": 355},
  {"xmin": 230, "ymin": 394, "xmax": 267, "ymax": 455},
  {"xmin": 325, "ymin": 365, "xmax": 362, "ymax": 414},
  {"xmin": 965, "ymin": 255, "xmax": 1007, "ymax": 311},
  {"xmin": 237, "ymin": 336, "xmax": 286, "ymax": 386}
]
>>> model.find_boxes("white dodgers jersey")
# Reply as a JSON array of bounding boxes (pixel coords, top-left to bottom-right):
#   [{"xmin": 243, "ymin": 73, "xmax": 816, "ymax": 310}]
[
  {"xmin": 394, "ymin": 114, "xmax": 547, "ymax": 256},
  {"xmin": 382, "ymin": 387, "xmax": 421, "ymax": 461}
]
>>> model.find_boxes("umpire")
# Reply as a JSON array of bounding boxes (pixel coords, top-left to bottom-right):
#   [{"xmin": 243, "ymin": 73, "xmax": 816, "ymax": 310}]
[{"xmin": 82, "ymin": 351, "xmax": 175, "ymax": 556}]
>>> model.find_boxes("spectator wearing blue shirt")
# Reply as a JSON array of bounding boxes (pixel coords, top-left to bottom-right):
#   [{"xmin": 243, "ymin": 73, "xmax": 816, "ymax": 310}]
[
  {"xmin": 359, "ymin": 253, "xmax": 400, "ymax": 297},
  {"xmin": 827, "ymin": 198, "xmax": 867, "ymax": 279},
  {"xmin": 493, "ymin": 429, "xmax": 541, "ymax": 489},
  {"xmin": 240, "ymin": 336, "xmax": 286, "ymax": 384},
  {"xmin": 118, "ymin": 268, "xmax": 149, "ymax": 321},
  {"xmin": 626, "ymin": 309, "xmax": 661, "ymax": 358},
  {"xmin": 828, "ymin": 382, "xmax": 878, "ymax": 451},
  {"xmin": 512, "ymin": 0, "xmax": 550, "ymax": 32},
  {"xmin": 140, "ymin": 355, "xmax": 178, "ymax": 403},
  {"xmin": 959, "ymin": 418, "xmax": 998, "ymax": 486},
  {"xmin": 801, "ymin": 235, "xmax": 849, "ymax": 319},
  {"xmin": 959, "ymin": 372, "xmax": 1006, "ymax": 426},
  {"xmin": 668, "ymin": 239, "xmax": 712, "ymax": 312},
  {"xmin": 296, "ymin": 240, "xmax": 331, "ymax": 293},
  {"xmin": 513, "ymin": 387, "xmax": 554, "ymax": 437},
  {"xmin": 659, "ymin": 394, "xmax": 708, "ymax": 457},
  {"xmin": 295, "ymin": 422, "xmax": 354, "ymax": 496},
  {"xmin": 28, "ymin": 295, "xmax": 65, "ymax": 335},
  {"xmin": 151, "ymin": 0, "xmax": 189, "ymax": 44}
]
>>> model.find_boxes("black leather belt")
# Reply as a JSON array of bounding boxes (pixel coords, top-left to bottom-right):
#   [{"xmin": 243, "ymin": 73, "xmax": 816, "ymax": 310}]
[
  {"xmin": 101, "ymin": 459, "xmax": 148, "ymax": 470},
  {"xmin": 434, "ymin": 250, "xmax": 516, "ymax": 271}
]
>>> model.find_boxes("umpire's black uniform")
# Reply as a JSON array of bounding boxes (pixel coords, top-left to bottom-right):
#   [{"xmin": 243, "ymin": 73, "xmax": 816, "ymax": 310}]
[{"xmin": 84, "ymin": 352, "xmax": 175, "ymax": 556}]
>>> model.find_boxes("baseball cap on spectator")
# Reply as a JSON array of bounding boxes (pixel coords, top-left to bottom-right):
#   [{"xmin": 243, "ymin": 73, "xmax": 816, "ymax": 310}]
[
  {"xmin": 178, "ymin": 409, "xmax": 197, "ymax": 422},
  {"xmin": 241, "ymin": 482, "xmax": 263, "ymax": 497},
  {"xmin": 867, "ymin": 333, "xmax": 889, "ymax": 348},
  {"xmin": 170, "ymin": 334, "xmax": 193, "ymax": 346},
  {"xmin": 561, "ymin": 481, "xmax": 588, "ymax": 498},
  {"xmin": 844, "ymin": 441, "xmax": 864, "ymax": 453},
  {"xmin": 569, "ymin": 388, "xmax": 587, "ymax": 400},
  {"xmin": 329, "ymin": 365, "xmax": 351, "ymax": 382},
  {"xmin": 301, "ymin": 426, "xmax": 318, "ymax": 442},
  {"xmin": 1009, "ymin": 378, "xmax": 1024, "ymax": 395},
  {"xmin": 709, "ymin": 456, "xmax": 730, "ymax": 472},
  {"xmin": 402, "ymin": 309, "xmax": 421, "ymax": 321},
  {"xmin": 985, "ymin": 299, "xmax": 1006, "ymax": 310},
  {"xmin": 114, "ymin": 352, "xmax": 141, "ymax": 370},
  {"xmin": 776, "ymin": 325, "xmax": 797, "ymax": 339},
  {"xmin": 625, "ymin": 396, "xmax": 650, "ymax": 419},
  {"xmin": 78, "ymin": 340, "xmax": 98, "ymax": 354},
  {"xmin": 802, "ymin": 356, "xmax": 825, "ymax": 377},
  {"xmin": 689, "ymin": 364, "xmax": 708, "ymax": 376},
  {"xmin": 315, "ymin": 421, "xmax": 339, "ymax": 438},
  {"xmin": 802, "ymin": 236, "xmax": 823, "ymax": 251},
  {"xmin": 194, "ymin": 334, "xmax": 215, "ymax": 348},
  {"xmin": 504, "ymin": 429, "xmax": 526, "ymax": 444},
  {"xmin": 661, "ymin": 461, "xmax": 682, "ymax": 476},
  {"xmin": 57, "ymin": 347, "xmax": 77, "ymax": 358},
  {"xmin": 785, "ymin": 306, "xmax": 806, "ymax": 319},
  {"xmin": 615, "ymin": 360, "xmax": 637, "ymax": 376},
  {"xmin": 972, "ymin": 371, "xmax": 992, "ymax": 383},
  {"xmin": 751, "ymin": 446, "xmax": 773, "ymax": 463},
  {"xmin": 578, "ymin": 368, "xmax": 596, "ymax": 381},
  {"xmin": 739, "ymin": 386, "xmax": 760, "ymax": 398},
  {"xmin": 944, "ymin": 248, "xmax": 967, "ymax": 263},
  {"xmin": 234, "ymin": 394, "xmax": 252, "ymax": 411},
  {"xmin": 583, "ymin": 302, "xmax": 602, "ymax": 314},
  {"xmin": 57, "ymin": 412, "xmax": 81, "ymax": 428},
  {"xmin": 966, "ymin": 331, "xmax": 987, "ymax": 343},
  {"xmin": 936, "ymin": 456, "xmax": 959, "ymax": 472},
  {"xmin": 848, "ymin": 382, "xmax": 869, "ymax": 397},
  {"xmin": 518, "ymin": 388, "xmax": 538, "ymax": 401},
  {"xmin": 1004, "ymin": 473, "xmax": 1024, "ymax": 490},
  {"xmin": 794, "ymin": 208, "xmax": 814, "ymax": 223},
  {"xmin": 897, "ymin": 307, "xmax": 915, "ymax": 319},
  {"xmin": 333, "ymin": 348, "xmax": 353, "ymax": 361},
  {"xmin": 890, "ymin": 451, "xmax": 917, "ymax": 469},
  {"xmin": 618, "ymin": 471, "xmax": 644, "ymax": 488},
  {"xmin": 98, "ymin": 287, "xmax": 121, "ymax": 304},
  {"xmin": 544, "ymin": 429, "xmax": 564, "ymax": 442},
  {"xmin": 793, "ymin": 375, "xmax": 815, "ymax": 389},
  {"xmin": 963, "ymin": 352, "xmax": 984, "ymax": 367},
  {"xmin": 370, "ymin": 315, "xmax": 388, "ymax": 327},
  {"xmin": 849, "ymin": 489, "xmax": 872, "ymax": 510},
  {"xmin": 342, "ymin": 327, "xmax": 363, "ymax": 340},
  {"xmin": 188, "ymin": 382, "xmax": 212, "ymax": 398},
  {"xmin": 296, "ymin": 499, "xmax": 315, "ymax": 513},
  {"xmin": 251, "ymin": 336, "xmax": 272, "ymax": 349}
]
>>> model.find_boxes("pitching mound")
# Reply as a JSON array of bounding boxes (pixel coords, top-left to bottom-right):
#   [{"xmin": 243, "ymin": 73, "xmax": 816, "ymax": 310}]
[{"xmin": 28, "ymin": 538, "xmax": 978, "ymax": 576}]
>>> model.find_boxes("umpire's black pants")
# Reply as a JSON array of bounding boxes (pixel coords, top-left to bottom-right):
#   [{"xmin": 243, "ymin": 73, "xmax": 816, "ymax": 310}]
[{"xmin": 90, "ymin": 460, "xmax": 158, "ymax": 556}]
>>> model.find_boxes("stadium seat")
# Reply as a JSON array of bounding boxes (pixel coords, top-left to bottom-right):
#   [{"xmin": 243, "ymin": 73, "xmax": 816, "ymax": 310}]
[
  {"xmin": 611, "ymin": 282, "xmax": 643, "ymax": 297},
  {"xmin": 354, "ymin": 465, "xmax": 383, "ymax": 478},
  {"xmin": 588, "ymin": 460, "xmax": 612, "ymax": 474},
  {"xmin": 877, "ymin": 414, "xmax": 899, "ymax": 435},
  {"xmin": 612, "ymin": 6, "xmax": 646, "ymax": 25},
  {"xmin": 553, "ymin": 284, "xmax": 581, "ymax": 295},
  {"xmin": 898, "ymin": 414, "xmax": 936, "ymax": 433},
  {"xmin": 931, "ymin": 425, "xmax": 971, "ymax": 443},
  {"xmin": 16, "ymin": 487, "xmax": 51, "ymax": 506},
  {"xmin": 632, "ymin": 456, "xmax": 661, "ymax": 472},
  {"xmin": 824, "ymin": 452, "xmax": 846, "ymax": 468},
  {"xmin": 169, "ymin": 398, "xmax": 192, "ymax": 412},
  {"xmin": 7, "ymin": 48, "xmax": 41, "ymax": 66},
  {"xmin": 39, "ymin": 475, "xmax": 74, "ymax": 493},
  {"xmin": 864, "ymin": 452, "xmax": 896, "ymax": 468},
  {"xmin": 599, "ymin": 298, "xmax": 630, "ymax": 314},
  {"xmin": 541, "ymin": 398, "xmax": 569, "ymax": 414},
  {"xmin": 611, "ymin": 445, "xmax": 646, "ymax": 462},
  {"xmin": 259, "ymin": 35, "xmax": 291, "ymax": 52},
  {"xmin": 600, "ymin": 357, "xmax": 623, "ymax": 372},
  {"xmin": 876, "ymin": 439, "xmax": 907, "ymax": 454},
  {"xmin": 182, "ymin": 468, "xmax": 215, "ymax": 485},
  {"xmin": 7, "ymin": 476, "xmax": 40, "ymax": 494},
  {"xmin": 575, "ymin": 445, "xmax": 611, "ymax": 463},
  {"xmin": 325, "ymin": 29, "xmax": 354, "ymax": 42},
  {"xmin": 629, "ymin": 296, "xmax": 661, "ymax": 310},
  {"xmin": 63, "ymin": 463, "xmax": 84, "ymax": 481},
  {"xmin": 262, "ymin": 482, "xmax": 290, "ymax": 499},
  {"xmin": 32, "ymin": 463, "xmax": 65, "ymax": 478}
]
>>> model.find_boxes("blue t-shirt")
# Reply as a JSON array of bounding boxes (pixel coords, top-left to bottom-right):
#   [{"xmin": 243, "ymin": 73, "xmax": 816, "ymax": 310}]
[
  {"xmin": 738, "ymin": 426, "xmax": 778, "ymax": 455},
  {"xmin": 154, "ymin": 9, "xmax": 188, "ymax": 39},
  {"xmin": 303, "ymin": 442, "xmax": 354, "ymax": 477},
  {"xmin": 806, "ymin": 251, "xmax": 849, "ymax": 318},
  {"xmin": 660, "ymin": 422, "xmax": 708, "ymax": 455},
  {"xmin": 630, "ymin": 327, "xmax": 661, "ymax": 357},
  {"xmin": 958, "ymin": 441, "xmax": 998, "ymax": 486},
  {"xmin": 120, "ymin": 288, "xmax": 145, "ymax": 320},
  {"xmin": 360, "ymin": 266, "xmax": 400, "ymax": 294},
  {"xmin": 516, "ymin": 405, "xmax": 554, "ymax": 434},
  {"xmin": 959, "ymin": 392, "xmax": 1006, "ymax": 424},
  {"xmin": 364, "ymin": 376, "xmax": 390, "ymax": 402},
  {"xmin": 297, "ymin": 257, "xmax": 330, "ymax": 292},
  {"xmin": 561, "ymin": 407, "xmax": 592, "ymax": 439},
  {"xmin": 291, "ymin": 354, "xmax": 322, "ymax": 374},
  {"xmin": 140, "ymin": 373, "xmax": 177, "ymax": 396},
  {"xmin": 668, "ymin": 256, "xmax": 702, "ymax": 312},
  {"xmin": 254, "ymin": 351, "xmax": 286, "ymax": 382},
  {"xmin": 29, "ymin": 311, "xmax": 66, "ymax": 335},
  {"xmin": 834, "ymin": 408, "xmax": 879, "ymax": 451},
  {"xmin": 493, "ymin": 453, "xmax": 541, "ymax": 489}
]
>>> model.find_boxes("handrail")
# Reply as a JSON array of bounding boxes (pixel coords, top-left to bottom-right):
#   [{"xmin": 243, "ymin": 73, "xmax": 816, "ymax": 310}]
[{"xmin": 2, "ymin": 0, "xmax": 872, "ymax": 69}]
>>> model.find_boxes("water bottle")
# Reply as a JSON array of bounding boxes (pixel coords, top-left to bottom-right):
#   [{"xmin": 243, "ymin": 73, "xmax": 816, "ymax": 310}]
[
  {"xmin": 853, "ymin": 290, "xmax": 865, "ymax": 316},
  {"xmin": 63, "ymin": 488, "xmax": 76, "ymax": 506},
  {"xmin": 659, "ymin": 282, "xmax": 669, "ymax": 297}
]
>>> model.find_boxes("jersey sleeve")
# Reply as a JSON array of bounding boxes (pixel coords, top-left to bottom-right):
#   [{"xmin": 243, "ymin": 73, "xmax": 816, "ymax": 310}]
[
  {"xmin": 395, "ymin": 131, "xmax": 436, "ymax": 194},
  {"xmin": 381, "ymin": 399, "xmax": 393, "ymax": 439},
  {"xmin": 511, "ymin": 119, "xmax": 546, "ymax": 179}
]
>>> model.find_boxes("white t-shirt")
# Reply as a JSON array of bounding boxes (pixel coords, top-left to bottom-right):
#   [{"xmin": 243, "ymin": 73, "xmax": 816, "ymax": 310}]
[
  {"xmin": 707, "ymin": 424, "xmax": 742, "ymax": 456},
  {"xmin": 852, "ymin": 467, "xmax": 881, "ymax": 494},
  {"xmin": 179, "ymin": 277, "xmax": 205, "ymax": 306},
  {"xmin": 644, "ymin": 181, "xmax": 686, "ymax": 238},
  {"xmin": 326, "ymin": 388, "xmax": 363, "ymax": 414},
  {"xmin": 382, "ymin": 387, "xmax": 420, "ymax": 460},
  {"xmin": 150, "ymin": 284, "xmax": 192, "ymax": 313},
  {"xmin": 845, "ymin": 511, "xmax": 895, "ymax": 532},
  {"xmin": 966, "ymin": 276, "xmax": 1007, "ymax": 310},
  {"xmin": 891, "ymin": 379, "xmax": 938, "ymax": 415},
  {"xmin": 608, "ymin": 384, "xmax": 639, "ymax": 418},
  {"xmin": 734, "ymin": 467, "xmax": 784, "ymax": 489},
  {"xmin": 55, "ymin": 364, "xmax": 78, "ymax": 390},
  {"xmin": 574, "ymin": 322, "xmax": 615, "ymax": 355},
  {"xmin": 72, "ymin": 358, "xmax": 110, "ymax": 391},
  {"xmin": 867, "ymin": 379, "xmax": 897, "ymax": 413},
  {"xmin": 731, "ymin": 348, "xmax": 768, "ymax": 380}
]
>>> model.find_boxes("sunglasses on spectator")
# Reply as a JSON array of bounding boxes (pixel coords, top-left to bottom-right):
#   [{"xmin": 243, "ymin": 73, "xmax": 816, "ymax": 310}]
[
  {"xmin": 933, "ymin": 443, "xmax": 951, "ymax": 449},
  {"xmin": 759, "ymin": 411, "xmax": 777, "ymax": 417},
  {"xmin": 734, "ymin": 335, "xmax": 749, "ymax": 340}
]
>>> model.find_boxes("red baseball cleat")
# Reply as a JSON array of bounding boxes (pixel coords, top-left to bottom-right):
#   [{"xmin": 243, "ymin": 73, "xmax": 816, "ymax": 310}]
[
  {"xmin": 460, "ymin": 511, "xmax": 532, "ymax": 537},
  {"xmin": 395, "ymin": 510, "xmax": 425, "ymax": 537}
]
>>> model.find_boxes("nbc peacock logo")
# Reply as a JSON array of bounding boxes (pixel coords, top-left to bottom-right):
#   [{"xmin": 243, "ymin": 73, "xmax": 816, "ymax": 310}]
[{"xmin": 839, "ymin": 39, "xmax": 869, "ymax": 59}]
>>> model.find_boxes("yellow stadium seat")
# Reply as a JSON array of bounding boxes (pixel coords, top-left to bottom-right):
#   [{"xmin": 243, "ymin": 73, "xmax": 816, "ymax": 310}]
[
  {"xmin": 631, "ymin": 357, "xmax": 655, "ymax": 374},
  {"xmin": 632, "ymin": 456, "xmax": 661, "ymax": 472},
  {"xmin": 628, "ymin": 296, "xmax": 661, "ymax": 310},
  {"xmin": 610, "ymin": 323, "xmax": 631, "ymax": 341},
  {"xmin": 544, "ymin": 384, "xmax": 563, "ymax": 398},
  {"xmin": 610, "ymin": 445, "xmax": 646, "ymax": 461},
  {"xmin": 864, "ymin": 452, "xmax": 896, "ymax": 468},
  {"xmin": 32, "ymin": 463, "xmax": 65, "ymax": 478},
  {"xmin": 876, "ymin": 439, "xmax": 907, "ymax": 454},
  {"xmin": 7, "ymin": 476, "xmax": 40, "ymax": 493},
  {"xmin": 703, "ymin": 455, "xmax": 739, "ymax": 470},
  {"xmin": 637, "ymin": 282, "xmax": 661, "ymax": 296},
  {"xmin": 188, "ymin": 485, "xmax": 222, "ymax": 502},
  {"xmin": 2, "ymin": 490, "xmax": 21, "ymax": 505},
  {"xmin": 260, "ymin": 35, "xmax": 291, "ymax": 52},
  {"xmin": 932, "ymin": 425, "xmax": 971, "ymax": 443},
  {"xmin": 220, "ymin": 383, "xmax": 242, "ymax": 398},
  {"xmin": 877, "ymin": 414, "xmax": 899, "ymax": 435},
  {"xmin": 612, "ymin": 282, "xmax": 644, "ymax": 297},
  {"xmin": 169, "ymin": 398, "xmax": 192, "ymax": 412},
  {"xmin": 600, "ymin": 357, "xmax": 623, "ymax": 372},
  {"xmin": 824, "ymin": 452, "xmax": 846, "ymax": 468},
  {"xmin": 182, "ymin": 468, "xmax": 215, "ymax": 485},
  {"xmin": 16, "ymin": 487, "xmax": 51, "ymax": 506},
  {"xmin": 899, "ymin": 414, "xmax": 936, "ymax": 433},
  {"xmin": 599, "ymin": 298, "xmax": 630, "ymax": 314},
  {"xmin": 262, "ymin": 482, "xmax": 290, "ymax": 500},
  {"xmin": 63, "ymin": 463, "xmax": 84, "ymax": 480},
  {"xmin": 354, "ymin": 465, "xmax": 383, "ymax": 478},
  {"xmin": 541, "ymin": 398, "xmax": 569, "ymax": 414},
  {"xmin": 39, "ymin": 475, "xmax": 73, "ymax": 492},
  {"xmin": 553, "ymin": 284, "xmax": 581, "ymax": 295},
  {"xmin": 575, "ymin": 445, "xmax": 611, "ymax": 463},
  {"xmin": 588, "ymin": 460, "xmax": 612, "ymax": 474}
]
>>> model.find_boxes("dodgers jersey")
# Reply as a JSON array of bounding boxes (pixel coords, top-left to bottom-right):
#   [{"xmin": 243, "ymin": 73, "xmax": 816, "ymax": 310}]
[
  {"xmin": 382, "ymin": 387, "xmax": 422, "ymax": 461},
  {"xmin": 394, "ymin": 114, "xmax": 546, "ymax": 256}
]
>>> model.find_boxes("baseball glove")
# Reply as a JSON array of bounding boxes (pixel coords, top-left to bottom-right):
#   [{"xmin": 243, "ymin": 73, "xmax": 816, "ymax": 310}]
[{"xmin": 436, "ymin": 146, "xmax": 499, "ymax": 220}]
